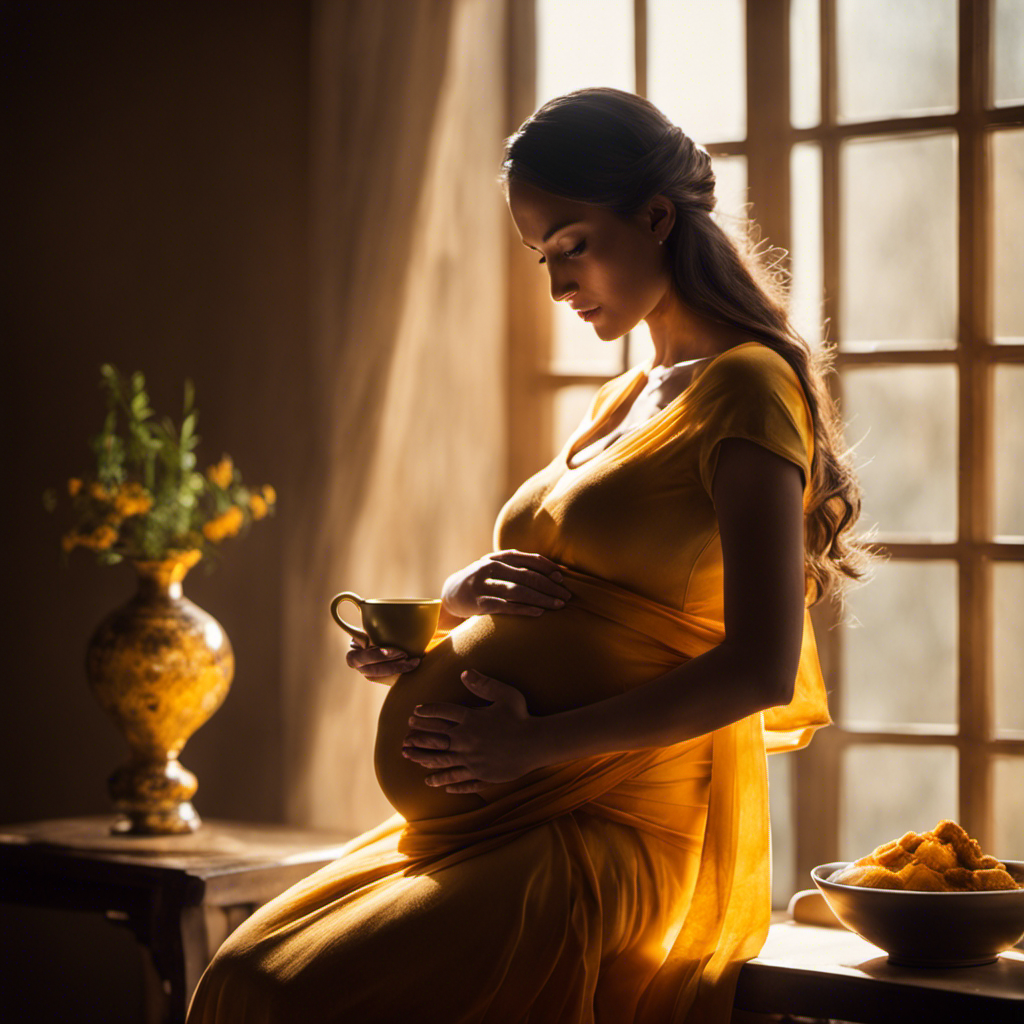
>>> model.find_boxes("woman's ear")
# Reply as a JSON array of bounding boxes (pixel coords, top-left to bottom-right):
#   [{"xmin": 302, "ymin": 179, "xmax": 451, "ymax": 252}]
[{"xmin": 648, "ymin": 196, "xmax": 675, "ymax": 242}]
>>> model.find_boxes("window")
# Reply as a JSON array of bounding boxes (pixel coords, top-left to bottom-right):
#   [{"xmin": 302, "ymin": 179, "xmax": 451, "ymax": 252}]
[{"xmin": 508, "ymin": 0, "xmax": 1024, "ymax": 906}]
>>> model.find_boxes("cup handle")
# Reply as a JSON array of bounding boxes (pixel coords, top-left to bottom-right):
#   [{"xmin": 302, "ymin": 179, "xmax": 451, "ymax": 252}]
[{"xmin": 330, "ymin": 592, "xmax": 370, "ymax": 646}]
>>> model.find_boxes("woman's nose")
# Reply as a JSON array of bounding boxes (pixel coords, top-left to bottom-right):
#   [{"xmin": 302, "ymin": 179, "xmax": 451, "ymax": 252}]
[{"xmin": 548, "ymin": 268, "xmax": 577, "ymax": 304}]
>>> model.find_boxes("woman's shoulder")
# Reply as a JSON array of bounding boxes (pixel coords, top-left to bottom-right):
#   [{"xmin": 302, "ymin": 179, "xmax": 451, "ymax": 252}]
[{"xmin": 701, "ymin": 339, "xmax": 800, "ymax": 388}]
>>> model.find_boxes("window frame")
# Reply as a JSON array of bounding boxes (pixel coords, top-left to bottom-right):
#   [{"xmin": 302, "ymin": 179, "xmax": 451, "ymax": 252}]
[{"xmin": 506, "ymin": 0, "xmax": 1024, "ymax": 886}]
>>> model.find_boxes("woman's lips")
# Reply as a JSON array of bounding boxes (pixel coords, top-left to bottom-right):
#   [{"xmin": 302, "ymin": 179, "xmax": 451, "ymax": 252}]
[{"xmin": 577, "ymin": 306, "xmax": 601, "ymax": 322}]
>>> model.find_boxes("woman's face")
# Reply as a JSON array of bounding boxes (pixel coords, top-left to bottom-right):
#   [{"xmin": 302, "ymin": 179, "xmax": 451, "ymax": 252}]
[{"xmin": 506, "ymin": 178, "xmax": 675, "ymax": 342}]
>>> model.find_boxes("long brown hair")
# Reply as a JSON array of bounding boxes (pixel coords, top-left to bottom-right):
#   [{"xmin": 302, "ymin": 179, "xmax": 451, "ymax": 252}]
[{"xmin": 499, "ymin": 87, "xmax": 868, "ymax": 604}]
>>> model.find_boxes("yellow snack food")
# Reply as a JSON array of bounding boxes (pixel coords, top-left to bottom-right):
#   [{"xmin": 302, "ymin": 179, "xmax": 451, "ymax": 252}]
[{"xmin": 828, "ymin": 820, "xmax": 1022, "ymax": 892}]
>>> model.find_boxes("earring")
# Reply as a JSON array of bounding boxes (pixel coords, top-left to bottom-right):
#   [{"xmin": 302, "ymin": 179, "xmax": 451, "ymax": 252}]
[{"xmin": 657, "ymin": 239, "xmax": 664, "ymax": 245}]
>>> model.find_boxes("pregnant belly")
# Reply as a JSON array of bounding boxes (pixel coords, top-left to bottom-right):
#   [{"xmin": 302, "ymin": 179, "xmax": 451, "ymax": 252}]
[{"xmin": 374, "ymin": 599, "xmax": 690, "ymax": 823}]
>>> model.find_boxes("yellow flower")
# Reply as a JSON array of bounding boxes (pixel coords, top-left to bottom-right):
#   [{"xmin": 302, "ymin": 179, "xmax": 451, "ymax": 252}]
[
  {"xmin": 112, "ymin": 482, "xmax": 153, "ymax": 518},
  {"xmin": 202, "ymin": 505, "xmax": 244, "ymax": 543},
  {"xmin": 77, "ymin": 525, "xmax": 119, "ymax": 551},
  {"xmin": 207, "ymin": 457, "xmax": 234, "ymax": 490},
  {"xmin": 91, "ymin": 525, "xmax": 119, "ymax": 550},
  {"xmin": 262, "ymin": 484, "xmax": 276, "ymax": 505},
  {"xmin": 249, "ymin": 494, "xmax": 268, "ymax": 520},
  {"xmin": 68, "ymin": 478, "xmax": 82, "ymax": 497}
]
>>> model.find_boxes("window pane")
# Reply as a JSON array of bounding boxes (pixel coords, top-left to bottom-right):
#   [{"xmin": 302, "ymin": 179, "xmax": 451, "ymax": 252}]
[
  {"xmin": 994, "ymin": 365, "xmax": 1024, "ymax": 538},
  {"xmin": 841, "ymin": 744, "xmax": 958, "ymax": 862},
  {"xmin": 552, "ymin": 383, "xmax": 600, "ymax": 456},
  {"xmin": 551, "ymin": 301, "xmax": 623, "ymax": 374},
  {"xmin": 842, "ymin": 365, "xmax": 958, "ymax": 541},
  {"xmin": 994, "ymin": 0, "xmax": 1024, "ymax": 106},
  {"xmin": 840, "ymin": 133, "xmax": 957, "ymax": 349},
  {"xmin": 994, "ymin": 563, "xmax": 1024, "ymax": 735},
  {"xmin": 790, "ymin": 142, "xmax": 823, "ymax": 347},
  {"xmin": 993, "ymin": 757, "xmax": 1024, "ymax": 860},
  {"xmin": 648, "ymin": 0, "xmax": 746, "ymax": 144},
  {"xmin": 790, "ymin": 0, "xmax": 821, "ymax": 129},
  {"xmin": 992, "ymin": 129, "xmax": 1024, "ymax": 344},
  {"xmin": 841, "ymin": 560, "xmax": 957, "ymax": 729},
  {"xmin": 769, "ymin": 752, "xmax": 796, "ymax": 909},
  {"xmin": 836, "ymin": 0, "xmax": 957, "ymax": 122},
  {"xmin": 710, "ymin": 154, "xmax": 749, "ymax": 245},
  {"xmin": 536, "ymin": 0, "xmax": 634, "ymax": 107}
]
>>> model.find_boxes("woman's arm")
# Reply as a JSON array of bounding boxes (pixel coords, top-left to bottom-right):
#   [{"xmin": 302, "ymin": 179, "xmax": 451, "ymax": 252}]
[
  {"xmin": 530, "ymin": 436, "xmax": 806, "ymax": 762},
  {"xmin": 404, "ymin": 437, "xmax": 807, "ymax": 789}
]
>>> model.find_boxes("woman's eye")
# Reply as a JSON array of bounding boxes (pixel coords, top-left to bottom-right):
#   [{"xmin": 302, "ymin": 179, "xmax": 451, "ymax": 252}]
[{"xmin": 537, "ymin": 240, "xmax": 586, "ymax": 265}]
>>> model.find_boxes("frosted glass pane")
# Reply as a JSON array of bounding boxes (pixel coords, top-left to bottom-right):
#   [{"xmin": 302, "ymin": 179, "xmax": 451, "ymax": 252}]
[
  {"xmin": 842, "ymin": 560, "xmax": 957, "ymax": 728},
  {"xmin": 843, "ymin": 366, "xmax": 958, "ymax": 541},
  {"xmin": 841, "ymin": 745, "xmax": 958, "ymax": 862},
  {"xmin": 840, "ymin": 133, "xmax": 957, "ymax": 349},
  {"xmin": 648, "ymin": 0, "xmax": 745, "ymax": 144},
  {"xmin": 536, "ymin": 0, "xmax": 634, "ymax": 107},
  {"xmin": 993, "ymin": 757, "xmax": 1024, "ymax": 860},
  {"xmin": 769, "ymin": 752, "xmax": 796, "ymax": 909},
  {"xmin": 552, "ymin": 383, "xmax": 600, "ymax": 456},
  {"xmin": 993, "ymin": 130, "xmax": 1024, "ymax": 344},
  {"xmin": 790, "ymin": 0, "xmax": 821, "ymax": 129},
  {"xmin": 994, "ymin": 0, "xmax": 1024, "ymax": 106},
  {"xmin": 710, "ymin": 154, "xmax": 749, "ymax": 247},
  {"xmin": 791, "ymin": 142, "xmax": 823, "ymax": 348},
  {"xmin": 994, "ymin": 564, "xmax": 1024, "ymax": 734},
  {"xmin": 836, "ymin": 0, "xmax": 957, "ymax": 122},
  {"xmin": 551, "ymin": 300, "xmax": 623, "ymax": 374},
  {"xmin": 994, "ymin": 366, "xmax": 1024, "ymax": 538}
]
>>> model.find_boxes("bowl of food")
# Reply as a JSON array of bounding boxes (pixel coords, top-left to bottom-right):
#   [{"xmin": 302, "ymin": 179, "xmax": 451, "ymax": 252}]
[{"xmin": 812, "ymin": 820, "xmax": 1024, "ymax": 967}]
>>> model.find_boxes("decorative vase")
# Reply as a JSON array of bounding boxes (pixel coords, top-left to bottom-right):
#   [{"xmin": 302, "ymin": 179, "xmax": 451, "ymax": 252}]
[{"xmin": 85, "ymin": 552, "xmax": 234, "ymax": 835}]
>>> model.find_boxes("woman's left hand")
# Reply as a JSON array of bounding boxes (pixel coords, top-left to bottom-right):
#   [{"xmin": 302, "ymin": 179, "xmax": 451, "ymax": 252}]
[{"xmin": 402, "ymin": 670, "xmax": 546, "ymax": 793}]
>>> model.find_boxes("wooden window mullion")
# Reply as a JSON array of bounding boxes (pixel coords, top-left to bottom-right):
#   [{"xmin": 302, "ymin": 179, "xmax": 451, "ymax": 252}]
[{"xmin": 956, "ymin": 0, "xmax": 995, "ymax": 848}]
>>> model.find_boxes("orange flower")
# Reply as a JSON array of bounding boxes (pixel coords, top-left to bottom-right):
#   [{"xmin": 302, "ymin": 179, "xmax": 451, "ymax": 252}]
[
  {"xmin": 79, "ymin": 525, "xmax": 119, "ymax": 550},
  {"xmin": 68, "ymin": 478, "xmax": 82, "ymax": 497},
  {"xmin": 249, "ymin": 494, "xmax": 268, "ymax": 520},
  {"xmin": 202, "ymin": 505, "xmax": 244, "ymax": 542},
  {"xmin": 88, "ymin": 482, "xmax": 110, "ymax": 502},
  {"xmin": 112, "ymin": 482, "xmax": 153, "ymax": 518},
  {"xmin": 207, "ymin": 457, "xmax": 234, "ymax": 490},
  {"xmin": 62, "ymin": 530, "xmax": 80, "ymax": 553},
  {"xmin": 262, "ymin": 484, "xmax": 276, "ymax": 505}
]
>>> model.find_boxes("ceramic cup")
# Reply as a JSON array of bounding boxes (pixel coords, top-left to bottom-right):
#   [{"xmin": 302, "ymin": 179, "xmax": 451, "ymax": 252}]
[{"xmin": 330, "ymin": 591, "xmax": 442, "ymax": 657}]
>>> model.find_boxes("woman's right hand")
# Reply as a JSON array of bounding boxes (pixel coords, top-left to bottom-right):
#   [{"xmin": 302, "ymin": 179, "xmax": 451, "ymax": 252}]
[
  {"xmin": 345, "ymin": 637, "xmax": 421, "ymax": 681},
  {"xmin": 441, "ymin": 549, "xmax": 572, "ymax": 619}
]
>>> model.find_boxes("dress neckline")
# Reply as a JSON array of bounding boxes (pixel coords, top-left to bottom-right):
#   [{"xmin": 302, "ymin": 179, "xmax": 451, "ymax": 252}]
[{"xmin": 564, "ymin": 341, "xmax": 763, "ymax": 471}]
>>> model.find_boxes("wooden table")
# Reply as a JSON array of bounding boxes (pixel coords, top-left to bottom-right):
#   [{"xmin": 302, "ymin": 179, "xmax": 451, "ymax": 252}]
[
  {"xmin": 735, "ymin": 917, "xmax": 1024, "ymax": 1023},
  {"xmin": 0, "ymin": 816, "xmax": 355, "ymax": 1024}
]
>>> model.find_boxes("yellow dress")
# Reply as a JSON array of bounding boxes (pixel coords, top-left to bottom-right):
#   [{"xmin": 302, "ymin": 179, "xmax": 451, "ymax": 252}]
[{"xmin": 186, "ymin": 341, "xmax": 831, "ymax": 1024}]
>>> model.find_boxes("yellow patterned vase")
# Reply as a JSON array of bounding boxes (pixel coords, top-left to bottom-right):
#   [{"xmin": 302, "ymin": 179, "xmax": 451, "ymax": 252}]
[{"xmin": 85, "ymin": 551, "xmax": 234, "ymax": 835}]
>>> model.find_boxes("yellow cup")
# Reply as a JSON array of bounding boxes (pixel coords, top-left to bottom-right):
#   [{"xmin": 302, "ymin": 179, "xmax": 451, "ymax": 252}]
[{"xmin": 330, "ymin": 591, "xmax": 442, "ymax": 657}]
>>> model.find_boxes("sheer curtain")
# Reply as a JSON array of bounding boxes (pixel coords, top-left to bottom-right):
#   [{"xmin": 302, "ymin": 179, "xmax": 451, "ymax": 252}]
[{"xmin": 282, "ymin": 0, "xmax": 512, "ymax": 832}]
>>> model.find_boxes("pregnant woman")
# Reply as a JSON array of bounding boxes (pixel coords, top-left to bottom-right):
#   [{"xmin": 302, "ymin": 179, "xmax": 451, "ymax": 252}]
[{"xmin": 187, "ymin": 87, "xmax": 866, "ymax": 1024}]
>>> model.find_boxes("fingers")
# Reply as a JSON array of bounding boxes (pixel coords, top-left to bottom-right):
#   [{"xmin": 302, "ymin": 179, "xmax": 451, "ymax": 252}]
[
  {"xmin": 490, "ymin": 549, "xmax": 566, "ymax": 582},
  {"xmin": 403, "ymin": 729, "xmax": 451, "ymax": 749},
  {"xmin": 490, "ymin": 566, "xmax": 572, "ymax": 604},
  {"xmin": 411, "ymin": 702, "xmax": 468, "ymax": 723},
  {"xmin": 346, "ymin": 642, "xmax": 420, "ymax": 677}
]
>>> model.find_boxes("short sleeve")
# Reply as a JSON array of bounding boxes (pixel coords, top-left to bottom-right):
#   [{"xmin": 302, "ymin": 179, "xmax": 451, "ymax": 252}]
[{"xmin": 695, "ymin": 344, "xmax": 814, "ymax": 498}]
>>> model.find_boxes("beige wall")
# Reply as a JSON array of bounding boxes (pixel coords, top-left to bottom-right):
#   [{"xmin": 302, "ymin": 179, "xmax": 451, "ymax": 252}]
[{"xmin": 1, "ymin": 3, "xmax": 308, "ymax": 1019}]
